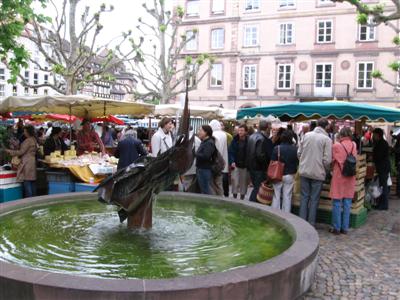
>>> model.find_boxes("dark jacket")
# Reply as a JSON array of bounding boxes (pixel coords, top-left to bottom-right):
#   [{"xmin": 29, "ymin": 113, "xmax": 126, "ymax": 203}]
[
  {"xmin": 373, "ymin": 138, "xmax": 390, "ymax": 175},
  {"xmin": 43, "ymin": 136, "xmax": 67, "ymax": 156},
  {"xmin": 271, "ymin": 143, "xmax": 299, "ymax": 175},
  {"xmin": 196, "ymin": 137, "xmax": 216, "ymax": 169},
  {"xmin": 115, "ymin": 136, "xmax": 147, "ymax": 170},
  {"xmin": 228, "ymin": 135, "xmax": 248, "ymax": 168},
  {"xmin": 394, "ymin": 134, "xmax": 400, "ymax": 165},
  {"xmin": 246, "ymin": 132, "xmax": 273, "ymax": 171}
]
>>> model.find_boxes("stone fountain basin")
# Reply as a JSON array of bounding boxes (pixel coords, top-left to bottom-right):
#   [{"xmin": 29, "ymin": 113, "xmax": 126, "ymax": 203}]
[{"xmin": 0, "ymin": 192, "xmax": 319, "ymax": 300}]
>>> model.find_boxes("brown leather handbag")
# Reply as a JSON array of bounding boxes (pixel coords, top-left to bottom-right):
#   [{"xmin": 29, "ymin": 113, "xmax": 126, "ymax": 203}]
[{"xmin": 267, "ymin": 146, "xmax": 285, "ymax": 183}]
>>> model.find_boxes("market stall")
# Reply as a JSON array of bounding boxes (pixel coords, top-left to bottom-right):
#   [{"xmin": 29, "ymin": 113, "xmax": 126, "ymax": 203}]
[
  {"xmin": 0, "ymin": 95, "xmax": 155, "ymax": 195},
  {"xmin": 237, "ymin": 101, "xmax": 400, "ymax": 227}
]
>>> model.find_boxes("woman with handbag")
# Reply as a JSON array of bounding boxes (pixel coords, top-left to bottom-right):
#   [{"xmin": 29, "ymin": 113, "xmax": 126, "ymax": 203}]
[
  {"xmin": 271, "ymin": 130, "xmax": 299, "ymax": 212},
  {"xmin": 5, "ymin": 125, "xmax": 38, "ymax": 198},
  {"xmin": 329, "ymin": 127, "xmax": 357, "ymax": 235},
  {"xmin": 195, "ymin": 125, "xmax": 216, "ymax": 195}
]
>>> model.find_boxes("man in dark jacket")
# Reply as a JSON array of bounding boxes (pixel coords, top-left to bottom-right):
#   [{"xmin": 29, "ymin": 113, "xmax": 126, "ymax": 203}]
[
  {"xmin": 394, "ymin": 133, "xmax": 400, "ymax": 197},
  {"xmin": 229, "ymin": 124, "xmax": 249, "ymax": 200},
  {"xmin": 247, "ymin": 120, "xmax": 274, "ymax": 202},
  {"xmin": 115, "ymin": 129, "xmax": 147, "ymax": 170},
  {"xmin": 43, "ymin": 127, "xmax": 68, "ymax": 156},
  {"xmin": 373, "ymin": 128, "xmax": 390, "ymax": 210}
]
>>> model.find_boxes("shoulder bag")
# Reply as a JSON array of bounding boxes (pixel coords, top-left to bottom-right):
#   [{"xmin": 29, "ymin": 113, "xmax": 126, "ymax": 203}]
[{"xmin": 267, "ymin": 146, "xmax": 285, "ymax": 182}]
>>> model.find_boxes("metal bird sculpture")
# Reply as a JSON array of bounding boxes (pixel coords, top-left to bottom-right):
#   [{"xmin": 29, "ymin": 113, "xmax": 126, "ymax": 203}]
[{"xmin": 95, "ymin": 86, "xmax": 194, "ymax": 229}]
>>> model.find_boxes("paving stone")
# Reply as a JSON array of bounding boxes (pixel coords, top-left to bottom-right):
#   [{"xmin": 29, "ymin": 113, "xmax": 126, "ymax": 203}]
[{"xmin": 303, "ymin": 196, "xmax": 400, "ymax": 299}]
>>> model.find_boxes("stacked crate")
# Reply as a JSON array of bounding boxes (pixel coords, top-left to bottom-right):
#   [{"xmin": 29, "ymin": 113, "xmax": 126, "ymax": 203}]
[
  {"xmin": 0, "ymin": 170, "xmax": 22, "ymax": 202},
  {"xmin": 292, "ymin": 154, "xmax": 368, "ymax": 228}
]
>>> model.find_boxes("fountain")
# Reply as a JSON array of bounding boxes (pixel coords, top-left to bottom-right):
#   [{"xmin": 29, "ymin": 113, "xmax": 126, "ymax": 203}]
[
  {"xmin": 0, "ymin": 192, "xmax": 318, "ymax": 299},
  {"xmin": 0, "ymin": 88, "xmax": 318, "ymax": 299}
]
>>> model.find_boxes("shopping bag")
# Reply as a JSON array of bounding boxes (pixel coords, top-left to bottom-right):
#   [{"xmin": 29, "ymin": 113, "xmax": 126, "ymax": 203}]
[
  {"xmin": 267, "ymin": 146, "xmax": 284, "ymax": 182},
  {"xmin": 256, "ymin": 180, "xmax": 273, "ymax": 205}
]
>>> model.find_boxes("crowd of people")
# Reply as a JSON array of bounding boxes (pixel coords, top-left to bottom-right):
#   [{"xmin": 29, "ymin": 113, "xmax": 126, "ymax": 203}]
[{"xmin": 2, "ymin": 116, "xmax": 399, "ymax": 234}]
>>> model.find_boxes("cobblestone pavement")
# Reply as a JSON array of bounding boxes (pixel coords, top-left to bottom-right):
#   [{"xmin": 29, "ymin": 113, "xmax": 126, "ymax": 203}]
[{"xmin": 303, "ymin": 197, "xmax": 400, "ymax": 300}]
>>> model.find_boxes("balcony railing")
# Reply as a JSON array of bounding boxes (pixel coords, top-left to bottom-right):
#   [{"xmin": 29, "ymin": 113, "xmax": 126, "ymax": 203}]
[{"xmin": 295, "ymin": 84, "xmax": 350, "ymax": 100}]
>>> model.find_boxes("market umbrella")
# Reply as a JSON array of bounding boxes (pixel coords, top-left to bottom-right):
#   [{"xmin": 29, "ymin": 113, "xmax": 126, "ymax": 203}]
[
  {"xmin": 236, "ymin": 101, "xmax": 400, "ymax": 122},
  {"xmin": 0, "ymin": 95, "xmax": 154, "ymax": 118},
  {"xmin": 154, "ymin": 104, "xmax": 223, "ymax": 119},
  {"xmin": 31, "ymin": 113, "xmax": 81, "ymax": 123},
  {"xmin": 91, "ymin": 115, "xmax": 125, "ymax": 125}
]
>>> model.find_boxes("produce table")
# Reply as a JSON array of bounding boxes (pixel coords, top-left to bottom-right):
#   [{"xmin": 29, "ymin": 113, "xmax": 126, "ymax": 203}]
[
  {"xmin": 42, "ymin": 153, "xmax": 118, "ymax": 184},
  {"xmin": 292, "ymin": 154, "xmax": 368, "ymax": 228}
]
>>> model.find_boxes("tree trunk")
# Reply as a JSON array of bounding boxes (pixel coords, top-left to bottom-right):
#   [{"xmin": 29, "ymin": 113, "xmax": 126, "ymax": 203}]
[{"xmin": 65, "ymin": 76, "xmax": 78, "ymax": 95}]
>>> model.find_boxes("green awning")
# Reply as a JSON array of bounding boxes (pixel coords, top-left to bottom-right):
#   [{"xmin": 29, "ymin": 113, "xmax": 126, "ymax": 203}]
[{"xmin": 236, "ymin": 101, "xmax": 400, "ymax": 122}]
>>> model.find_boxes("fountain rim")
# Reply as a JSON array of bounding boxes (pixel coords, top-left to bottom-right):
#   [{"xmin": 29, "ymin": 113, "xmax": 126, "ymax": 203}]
[{"xmin": 0, "ymin": 191, "xmax": 319, "ymax": 293}]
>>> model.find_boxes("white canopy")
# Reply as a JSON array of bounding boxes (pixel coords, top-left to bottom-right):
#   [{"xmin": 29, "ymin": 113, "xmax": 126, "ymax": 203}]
[
  {"xmin": 0, "ymin": 95, "xmax": 154, "ymax": 118},
  {"xmin": 154, "ymin": 104, "xmax": 223, "ymax": 119}
]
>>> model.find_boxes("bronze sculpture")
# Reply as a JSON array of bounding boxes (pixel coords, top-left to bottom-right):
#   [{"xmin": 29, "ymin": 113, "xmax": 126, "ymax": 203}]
[{"xmin": 95, "ymin": 87, "xmax": 194, "ymax": 229}]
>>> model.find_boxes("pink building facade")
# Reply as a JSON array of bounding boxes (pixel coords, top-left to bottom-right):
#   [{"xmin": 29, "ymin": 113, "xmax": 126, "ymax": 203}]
[{"xmin": 175, "ymin": 0, "xmax": 400, "ymax": 109}]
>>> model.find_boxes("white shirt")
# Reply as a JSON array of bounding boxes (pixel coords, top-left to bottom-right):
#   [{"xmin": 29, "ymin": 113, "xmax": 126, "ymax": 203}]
[
  {"xmin": 151, "ymin": 127, "xmax": 173, "ymax": 157},
  {"xmin": 45, "ymin": 127, "xmax": 52, "ymax": 137}
]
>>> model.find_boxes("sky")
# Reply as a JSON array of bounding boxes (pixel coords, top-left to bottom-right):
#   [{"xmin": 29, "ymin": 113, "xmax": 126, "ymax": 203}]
[{"xmin": 33, "ymin": 0, "xmax": 174, "ymax": 92}]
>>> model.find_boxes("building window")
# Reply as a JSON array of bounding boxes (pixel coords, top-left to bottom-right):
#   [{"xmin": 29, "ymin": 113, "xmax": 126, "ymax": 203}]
[
  {"xmin": 243, "ymin": 25, "xmax": 259, "ymax": 47},
  {"xmin": 211, "ymin": 0, "xmax": 224, "ymax": 14},
  {"xmin": 210, "ymin": 63, "xmax": 223, "ymax": 87},
  {"xmin": 0, "ymin": 68, "xmax": 5, "ymax": 81},
  {"xmin": 243, "ymin": 64, "xmax": 257, "ymax": 89},
  {"xmin": 24, "ymin": 71, "xmax": 30, "ymax": 82},
  {"xmin": 33, "ymin": 88, "xmax": 38, "ymax": 95},
  {"xmin": 357, "ymin": 62, "xmax": 374, "ymax": 89},
  {"xmin": 44, "ymin": 74, "xmax": 49, "ymax": 84},
  {"xmin": 12, "ymin": 86, "xmax": 17, "ymax": 96},
  {"xmin": 277, "ymin": 64, "xmax": 292, "ymax": 89},
  {"xmin": 317, "ymin": 20, "xmax": 333, "ymax": 43},
  {"xmin": 186, "ymin": 30, "xmax": 197, "ymax": 51},
  {"xmin": 33, "ymin": 73, "xmax": 39, "ymax": 85},
  {"xmin": 245, "ymin": 0, "xmax": 260, "ymax": 11},
  {"xmin": 279, "ymin": 0, "xmax": 295, "ymax": 8},
  {"xmin": 0, "ymin": 84, "xmax": 4, "ymax": 97},
  {"xmin": 359, "ymin": 25, "xmax": 376, "ymax": 41},
  {"xmin": 186, "ymin": 0, "xmax": 200, "ymax": 17},
  {"xmin": 317, "ymin": 0, "xmax": 332, "ymax": 5},
  {"xmin": 279, "ymin": 23, "xmax": 294, "ymax": 45},
  {"xmin": 211, "ymin": 28, "xmax": 224, "ymax": 49},
  {"xmin": 24, "ymin": 87, "xmax": 29, "ymax": 95}
]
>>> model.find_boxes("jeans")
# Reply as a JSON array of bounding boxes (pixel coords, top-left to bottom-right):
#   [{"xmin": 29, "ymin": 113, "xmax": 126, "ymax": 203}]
[
  {"xmin": 231, "ymin": 167, "xmax": 249, "ymax": 197},
  {"xmin": 332, "ymin": 198, "xmax": 352, "ymax": 231},
  {"xmin": 249, "ymin": 170, "xmax": 266, "ymax": 202},
  {"xmin": 222, "ymin": 172, "xmax": 229, "ymax": 197},
  {"xmin": 197, "ymin": 168, "xmax": 213, "ymax": 195},
  {"xmin": 377, "ymin": 171, "xmax": 389, "ymax": 210},
  {"xmin": 272, "ymin": 174, "xmax": 295, "ymax": 213},
  {"xmin": 23, "ymin": 180, "xmax": 37, "ymax": 198},
  {"xmin": 299, "ymin": 176, "xmax": 324, "ymax": 226}
]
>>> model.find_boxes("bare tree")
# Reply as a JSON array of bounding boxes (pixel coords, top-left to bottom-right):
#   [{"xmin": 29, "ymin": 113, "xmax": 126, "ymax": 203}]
[
  {"xmin": 123, "ymin": 0, "xmax": 213, "ymax": 104},
  {"xmin": 19, "ymin": 0, "xmax": 136, "ymax": 95},
  {"xmin": 332, "ymin": 0, "xmax": 400, "ymax": 87}
]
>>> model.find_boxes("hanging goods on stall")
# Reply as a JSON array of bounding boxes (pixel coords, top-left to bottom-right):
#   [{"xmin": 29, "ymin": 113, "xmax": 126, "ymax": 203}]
[{"xmin": 340, "ymin": 143, "xmax": 356, "ymax": 177}]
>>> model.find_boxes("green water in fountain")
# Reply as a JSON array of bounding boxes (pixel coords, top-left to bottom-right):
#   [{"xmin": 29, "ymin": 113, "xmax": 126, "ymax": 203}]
[{"xmin": 0, "ymin": 198, "xmax": 293, "ymax": 279}]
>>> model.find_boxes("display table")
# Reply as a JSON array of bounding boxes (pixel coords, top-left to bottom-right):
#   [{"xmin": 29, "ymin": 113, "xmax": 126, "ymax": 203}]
[{"xmin": 292, "ymin": 154, "xmax": 368, "ymax": 228}]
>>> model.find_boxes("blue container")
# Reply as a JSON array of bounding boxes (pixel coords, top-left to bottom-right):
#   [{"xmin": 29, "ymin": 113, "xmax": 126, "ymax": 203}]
[
  {"xmin": 0, "ymin": 183, "xmax": 23, "ymax": 202},
  {"xmin": 75, "ymin": 183, "xmax": 98, "ymax": 192},
  {"xmin": 48, "ymin": 182, "xmax": 75, "ymax": 194}
]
